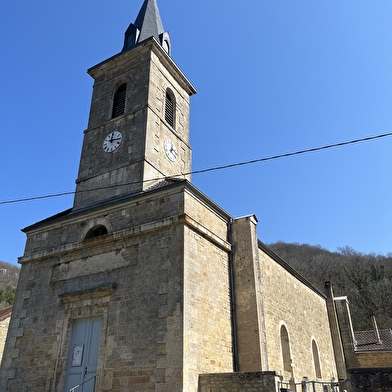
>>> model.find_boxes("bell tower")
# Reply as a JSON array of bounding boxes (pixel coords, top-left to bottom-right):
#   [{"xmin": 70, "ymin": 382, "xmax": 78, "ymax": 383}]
[{"xmin": 73, "ymin": 0, "xmax": 196, "ymax": 210}]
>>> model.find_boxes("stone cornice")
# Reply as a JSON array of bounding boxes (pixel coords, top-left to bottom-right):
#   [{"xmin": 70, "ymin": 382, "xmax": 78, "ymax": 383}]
[{"xmin": 19, "ymin": 210, "xmax": 230, "ymax": 264}]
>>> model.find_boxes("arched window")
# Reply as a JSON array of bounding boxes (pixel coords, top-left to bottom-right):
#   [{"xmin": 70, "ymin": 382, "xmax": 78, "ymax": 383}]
[
  {"xmin": 162, "ymin": 39, "xmax": 170, "ymax": 54},
  {"xmin": 112, "ymin": 83, "xmax": 127, "ymax": 118},
  {"xmin": 165, "ymin": 90, "xmax": 175, "ymax": 128},
  {"xmin": 159, "ymin": 32, "xmax": 171, "ymax": 55},
  {"xmin": 280, "ymin": 325, "xmax": 292, "ymax": 373},
  {"xmin": 85, "ymin": 225, "xmax": 108, "ymax": 240},
  {"xmin": 312, "ymin": 339, "xmax": 322, "ymax": 379}
]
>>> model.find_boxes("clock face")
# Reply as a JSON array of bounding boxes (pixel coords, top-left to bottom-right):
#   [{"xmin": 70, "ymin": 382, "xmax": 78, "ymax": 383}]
[
  {"xmin": 103, "ymin": 131, "xmax": 122, "ymax": 153},
  {"xmin": 164, "ymin": 139, "xmax": 178, "ymax": 162}
]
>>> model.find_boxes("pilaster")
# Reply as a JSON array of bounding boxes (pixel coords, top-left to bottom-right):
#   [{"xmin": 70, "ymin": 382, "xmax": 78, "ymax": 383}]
[{"xmin": 231, "ymin": 215, "xmax": 268, "ymax": 371}]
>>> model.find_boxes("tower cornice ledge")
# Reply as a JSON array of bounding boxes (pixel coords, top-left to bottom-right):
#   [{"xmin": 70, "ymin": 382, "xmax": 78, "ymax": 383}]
[{"xmin": 88, "ymin": 37, "xmax": 196, "ymax": 96}]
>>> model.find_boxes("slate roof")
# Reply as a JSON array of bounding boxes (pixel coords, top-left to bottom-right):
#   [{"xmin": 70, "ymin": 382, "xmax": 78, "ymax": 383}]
[
  {"xmin": 134, "ymin": 0, "xmax": 165, "ymax": 43},
  {"xmin": 354, "ymin": 329, "xmax": 392, "ymax": 351},
  {"xmin": 123, "ymin": 0, "xmax": 168, "ymax": 52},
  {"xmin": 144, "ymin": 177, "xmax": 185, "ymax": 192},
  {"xmin": 0, "ymin": 306, "xmax": 12, "ymax": 322}
]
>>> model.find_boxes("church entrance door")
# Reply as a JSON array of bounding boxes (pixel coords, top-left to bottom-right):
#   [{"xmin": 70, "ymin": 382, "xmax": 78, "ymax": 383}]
[{"xmin": 64, "ymin": 317, "xmax": 102, "ymax": 392}]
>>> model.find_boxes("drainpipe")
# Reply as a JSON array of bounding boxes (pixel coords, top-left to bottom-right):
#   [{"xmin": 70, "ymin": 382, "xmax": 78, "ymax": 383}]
[
  {"xmin": 324, "ymin": 282, "xmax": 347, "ymax": 381},
  {"xmin": 372, "ymin": 316, "xmax": 382, "ymax": 344},
  {"xmin": 227, "ymin": 217, "xmax": 239, "ymax": 371}
]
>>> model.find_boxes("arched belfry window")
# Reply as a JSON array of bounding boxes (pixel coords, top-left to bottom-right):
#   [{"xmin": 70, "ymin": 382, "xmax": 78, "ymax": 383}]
[
  {"xmin": 280, "ymin": 325, "xmax": 292, "ymax": 373},
  {"xmin": 162, "ymin": 39, "xmax": 170, "ymax": 54},
  {"xmin": 112, "ymin": 83, "xmax": 127, "ymax": 118},
  {"xmin": 312, "ymin": 339, "xmax": 322, "ymax": 379},
  {"xmin": 85, "ymin": 225, "xmax": 108, "ymax": 240},
  {"xmin": 165, "ymin": 90, "xmax": 175, "ymax": 128}
]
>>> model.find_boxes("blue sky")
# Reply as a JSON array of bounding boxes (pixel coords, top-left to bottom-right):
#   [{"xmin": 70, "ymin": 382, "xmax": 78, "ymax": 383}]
[{"xmin": 1, "ymin": 1, "xmax": 391, "ymax": 266}]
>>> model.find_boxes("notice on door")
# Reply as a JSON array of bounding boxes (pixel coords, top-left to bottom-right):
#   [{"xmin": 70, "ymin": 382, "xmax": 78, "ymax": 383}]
[{"xmin": 71, "ymin": 344, "xmax": 84, "ymax": 367}]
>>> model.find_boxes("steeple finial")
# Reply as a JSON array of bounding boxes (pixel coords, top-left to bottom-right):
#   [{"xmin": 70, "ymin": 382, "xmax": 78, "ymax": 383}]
[{"xmin": 122, "ymin": 0, "xmax": 171, "ymax": 55}]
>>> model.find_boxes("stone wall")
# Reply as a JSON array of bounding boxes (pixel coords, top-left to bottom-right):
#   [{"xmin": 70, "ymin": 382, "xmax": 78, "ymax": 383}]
[
  {"xmin": 183, "ymin": 225, "xmax": 233, "ymax": 389},
  {"xmin": 356, "ymin": 351, "xmax": 392, "ymax": 368},
  {"xmin": 198, "ymin": 371, "xmax": 281, "ymax": 392},
  {"xmin": 0, "ymin": 183, "xmax": 235, "ymax": 392},
  {"xmin": 258, "ymin": 243, "xmax": 337, "ymax": 383},
  {"xmin": 2, "ymin": 185, "xmax": 191, "ymax": 391},
  {"xmin": 224, "ymin": 215, "xmax": 338, "ymax": 384},
  {"xmin": 74, "ymin": 39, "xmax": 195, "ymax": 210},
  {"xmin": 231, "ymin": 215, "xmax": 268, "ymax": 371}
]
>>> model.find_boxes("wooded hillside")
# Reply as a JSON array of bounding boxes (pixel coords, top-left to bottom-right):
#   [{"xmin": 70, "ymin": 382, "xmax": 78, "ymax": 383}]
[
  {"xmin": 268, "ymin": 241, "xmax": 392, "ymax": 331},
  {"xmin": 0, "ymin": 261, "xmax": 19, "ymax": 310},
  {"xmin": 0, "ymin": 261, "xmax": 19, "ymax": 289}
]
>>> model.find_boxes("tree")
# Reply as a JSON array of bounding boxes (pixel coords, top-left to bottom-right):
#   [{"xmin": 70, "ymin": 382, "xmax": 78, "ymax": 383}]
[{"xmin": 0, "ymin": 286, "xmax": 16, "ymax": 308}]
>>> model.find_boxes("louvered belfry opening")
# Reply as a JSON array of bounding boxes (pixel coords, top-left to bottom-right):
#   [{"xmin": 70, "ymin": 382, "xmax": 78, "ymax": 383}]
[
  {"xmin": 112, "ymin": 83, "xmax": 127, "ymax": 118},
  {"xmin": 165, "ymin": 91, "xmax": 175, "ymax": 128}
]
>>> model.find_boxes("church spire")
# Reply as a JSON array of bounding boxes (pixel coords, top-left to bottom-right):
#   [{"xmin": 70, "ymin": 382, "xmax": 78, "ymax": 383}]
[{"xmin": 122, "ymin": 0, "xmax": 171, "ymax": 55}]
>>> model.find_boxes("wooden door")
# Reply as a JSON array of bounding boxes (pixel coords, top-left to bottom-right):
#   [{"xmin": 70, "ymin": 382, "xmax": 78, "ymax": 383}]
[{"xmin": 64, "ymin": 317, "xmax": 102, "ymax": 392}]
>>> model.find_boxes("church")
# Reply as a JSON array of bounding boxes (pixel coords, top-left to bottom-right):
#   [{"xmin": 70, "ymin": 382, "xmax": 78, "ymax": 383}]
[{"xmin": 1, "ymin": 1, "xmax": 383, "ymax": 391}]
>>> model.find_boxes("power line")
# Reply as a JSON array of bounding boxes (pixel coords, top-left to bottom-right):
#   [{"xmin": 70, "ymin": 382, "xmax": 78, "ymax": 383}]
[
  {"xmin": 1, "ymin": 132, "xmax": 391, "ymax": 206},
  {"xmin": 187, "ymin": 131, "xmax": 392, "ymax": 176},
  {"xmin": 0, "ymin": 192, "xmax": 75, "ymax": 205}
]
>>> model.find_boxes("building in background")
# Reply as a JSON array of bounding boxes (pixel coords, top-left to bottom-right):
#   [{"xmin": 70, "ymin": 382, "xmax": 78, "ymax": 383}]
[{"xmin": 326, "ymin": 283, "xmax": 392, "ymax": 392}]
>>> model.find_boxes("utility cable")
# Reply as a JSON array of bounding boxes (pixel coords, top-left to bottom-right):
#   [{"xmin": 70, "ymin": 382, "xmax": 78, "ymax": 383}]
[
  {"xmin": 186, "ymin": 131, "xmax": 392, "ymax": 176},
  {"xmin": 1, "ymin": 131, "xmax": 391, "ymax": 205}
]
